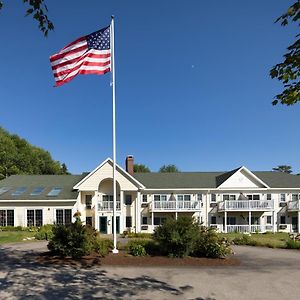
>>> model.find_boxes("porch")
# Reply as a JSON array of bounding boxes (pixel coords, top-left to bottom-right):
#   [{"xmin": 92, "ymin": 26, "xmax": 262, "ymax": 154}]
[
  {"xmin": 150, "ymin": 200, "xmax": 201, "ymax": 212},
  {"xmin": 288, "ymin": 200, "xmax": 299, "ymax": 211},
  {"xmin": 97, "ymin": 200, "xmax": 121, "ymax": 211},
  {"xmin": 218, "ymin": 200, "xmax": 274, "ymax": 211}
]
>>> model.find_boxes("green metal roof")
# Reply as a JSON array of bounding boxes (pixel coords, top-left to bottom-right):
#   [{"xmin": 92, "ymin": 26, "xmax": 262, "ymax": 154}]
[
  {"xmin": 134, "ymin": 171, "xmax": 300, "ymax": 189},
  {"xmin": 0, "ymin": 174, "xmax": 86, "ymax": 200}
]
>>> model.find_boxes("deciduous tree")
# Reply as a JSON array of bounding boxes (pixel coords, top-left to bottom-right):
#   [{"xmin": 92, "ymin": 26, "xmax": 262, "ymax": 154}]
[{"xmin": 270, "ymin": 1, "xmax": 300, "ymax": 105}]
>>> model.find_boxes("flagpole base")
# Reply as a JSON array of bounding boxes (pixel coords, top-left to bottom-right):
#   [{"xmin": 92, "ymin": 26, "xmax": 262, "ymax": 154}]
[{"xmin": 112, "ymin": 248, "xmax": 119, "ymax": 254}]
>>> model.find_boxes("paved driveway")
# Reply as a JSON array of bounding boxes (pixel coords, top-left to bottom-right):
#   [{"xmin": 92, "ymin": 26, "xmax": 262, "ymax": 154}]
[{"xmin": 0, "ymin": 242, "xmax": 299, "ymax": 300}]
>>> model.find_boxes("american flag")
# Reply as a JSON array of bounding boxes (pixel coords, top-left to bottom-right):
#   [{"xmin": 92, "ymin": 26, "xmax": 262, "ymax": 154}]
[{"xmin": 50, "ymin": 26, "xmax": 111, "ymax": 86}]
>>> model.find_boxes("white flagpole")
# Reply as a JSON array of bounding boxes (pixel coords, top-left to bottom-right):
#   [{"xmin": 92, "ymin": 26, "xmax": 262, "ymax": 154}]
[{"xmin": 111, "ymin": 15, "xmax": 118, "ymax": 254}]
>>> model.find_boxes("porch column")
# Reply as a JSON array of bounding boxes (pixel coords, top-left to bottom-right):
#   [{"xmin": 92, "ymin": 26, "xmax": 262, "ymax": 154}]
[
  {"xmin": 120, "ymin": 191, "xmax": 124, "ymax": 232},
  {"xmin": 151, "ymin": 211, "xmax": 154, "ymax": 233},
  {"xmin": 272, "ymin": 210, "xmax": 276, "ymax": 233},
  {"xmin": 249, "ymin": 211, "xmax": 251, "ymax": 232},
  {"xmin": 224, "ymin": 211, "xmax": 227, "ymax": 233},
  {"xmin": 136, "ymin": 191, "xmax": 141, "ymax": 233},
  {"xmin": 175, "ymin": 211, "xmax": 178, "ymax": 220},
  {"xmin": 94, "ymin": 192, "xmax": 99, "ymax": 231},
  {"xmin": 298, "ymin": 209, "xmax": 300, "ymax": 234}
]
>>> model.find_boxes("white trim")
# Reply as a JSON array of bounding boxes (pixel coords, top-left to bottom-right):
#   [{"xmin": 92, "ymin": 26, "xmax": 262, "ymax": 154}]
[
  {"xmin": 217, "ymin": 166, "xmax": 270, "ymax": 189},
  {"xmin": 73, "ymin": 158, "xmax": 145, "ymax": 190}
]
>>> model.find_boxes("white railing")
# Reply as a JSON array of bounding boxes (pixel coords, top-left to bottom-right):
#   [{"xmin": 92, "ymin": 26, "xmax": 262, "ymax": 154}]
[
  {"xmin": 218, "ymin": 200, "xmax": 274, "ymax": 211},
  {"xmin": 226, "ymin": 225, "xmax": 271, "ymax": 233},
  {"xmin": 288, "ymin": 201, "xmax": 299, "ymax": 211},
  {"xmin": 152, "ymin": 201, "xmax": 200, "ymax": 211},
  {"xmin": 98, "ymin": 201, "xmax": 121, "ymax": 211}
]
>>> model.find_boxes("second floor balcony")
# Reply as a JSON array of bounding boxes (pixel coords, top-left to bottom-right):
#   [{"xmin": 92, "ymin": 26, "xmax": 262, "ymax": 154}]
[
  {"xmin": 218, "ymin": 200, "xmax": 274, "ymax": 211},
  {"xmin": 150, "ymin": 200, "xmax": 201, "ymax": 212},
  {"xmin": 98, "ymin": 200, "xmax": 121, "ymax": 211},
  {"xmin": 288, "ymin": 200, "xmax": 299, "ymax": 211}
]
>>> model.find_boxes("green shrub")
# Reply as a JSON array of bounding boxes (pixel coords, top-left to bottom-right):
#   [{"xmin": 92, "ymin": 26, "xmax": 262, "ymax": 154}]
[
  {"xmin": 153, "ymin": 216, "xmax": 199, "ymax": 257},
  {"xmin": 0, "ymin": 226, "xmax": 24, "ymax": 231},
  {"xmin": 232, "ymin": 234, "xmax": 252, "ymax": 245},
  {"xmin": 34, "ymin": 224, "xmax": 54, "ymax": 240},
  {"xmin": 47, "ymin": 221, "xmax": 97, "ymax": 259},
  {"xmin": 129, "ymin": 244, "xmax": 147, "ymax": 256},
  {"xmin": 94, "ymin": 238, "xmax": 113, "ymax": 257},
  {"xmin": 193, "ymin": 227, "xmax": 231, "ymax": 258},
  {"xmin": 286, "ymin": 240, "xmax": 300, "ymax": 249}
]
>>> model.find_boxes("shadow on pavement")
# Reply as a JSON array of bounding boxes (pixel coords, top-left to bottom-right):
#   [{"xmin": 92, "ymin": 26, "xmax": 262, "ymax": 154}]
[{"xmin": 0, "ymin": 247, "xmax": 214, "ymax": 300}]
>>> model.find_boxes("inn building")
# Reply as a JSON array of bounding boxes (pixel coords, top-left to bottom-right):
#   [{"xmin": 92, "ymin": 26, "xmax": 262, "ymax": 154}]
[{"xmin": 0, "ymin": 156, "xmax": 300, "ymax": 234}]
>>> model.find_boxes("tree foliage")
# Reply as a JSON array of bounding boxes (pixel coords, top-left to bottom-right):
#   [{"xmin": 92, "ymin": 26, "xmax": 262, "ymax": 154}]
[
  {"xmin": 159, "ymin": 164, "xmax": 180, "ymax": 173},
  {"xmin": 272, "ymin": 165, "xmax": 293, "ymax": 174},
  {"xmin": 133, "ymin": 164, "xmax": 150, "ymax": 173},
  {"xmin": 270, "ymin": 1, "xmax": 300, "ymax": 105},
  {"xmin": 0, "ymin": 0, "xmax": 54, "ymax": 36},
  {"xmin": 0, "ymin": 127, "xmax": 69, "ymax": 179}
]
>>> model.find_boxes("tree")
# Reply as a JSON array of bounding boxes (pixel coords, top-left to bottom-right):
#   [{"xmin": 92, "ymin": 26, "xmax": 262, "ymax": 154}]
[
  {"xmin": 60, "ymin": 163, "xmax": 70, "ymax": 175},
  {"xmin": 270, "ymin": 1, "xmax": 300, "ymax": 105},
  {"xmin": 159, "ymin": 164, "xmax": 180, "ymax": 173},
  {"xmin": 0, "ymin": 0, "xmax": 54, "ymax": 36},
  {"xmin": 133, "ymin": 164, "xmax": 150, "ymax": 173},
  {"xmin": 0, "ymin": 127, "xmax": 69, "ymax": 179},
  {"xmin": 272, "ymin": 165, "xmax": 293, "ymax": 174}
]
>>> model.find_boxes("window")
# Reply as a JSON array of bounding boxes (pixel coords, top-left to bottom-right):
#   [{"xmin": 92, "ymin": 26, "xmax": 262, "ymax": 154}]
[
  {"xmin": 56, "ymin": 209, "xmax": 72, "ymax": 225},
  {"xmin": 280, "ymin": 194, "xmax": 286, "ymax": 202},
  {"xmin": 126, "ymin": 216, "xmax": 132, "ymax": 227},
  {"xmin": 197, "ymin": 194, "xmax": 202, "ymax": 201},
  {"xmin": 267, "ymin": 194, "xmax": 272, "ymax": 201},
  {"xmin": 211, "ymin": 194, "xmax": 216, "ymax": 202},
  {"xmin": 0, "ymin": 187, "xmax": 10, "ymax": 195},
  {"xmin": 142, "ymin": 216, "xmax": 148, "ymax": 225},
  {"xmin": 30, "ymin": 187, "xmax": 45, "ymax": 196},
  {"xmin": 0, "ymin": 210, "xmax": 14, "ymax": 226},
  {"xmin": 142, "ymin": 195, "xmax": 148, "ymax": 203},
  {"xmin": 266, "ymin": 216, "xmax": 272, "ymax": 224},
  {"xmin": 86, "ymin": 217, "xmax": 92, "ymax": 226},
  {"xmin": 11, "ymin": 187, "xmax": 26, "ymax": 196},
  {"xmin": 280, "ymin": 216, "xmax": 286, "ymax": 224},
  {"xmin": 47, "ymin": 187, "xmax": 62, "ymax": 197},
  {"xmin": 85, "ymin": 195, "xmax": 92, "ymax": 209},
  {"xmin": 153, "ymin": 217, "xmax": 166, "ymax": 226},
  {"xmin": 27, "ymin": 209, "xmax": 43, "ymax": 227},
  {"xmin": 224, "ymin": 216, "xmax": 236, "ymax": 225},
  {"xmin": 292, "ymin": 194, "xmax": 299, "ymax": 201},
  {"xmin": 223, "ymin": 194, "xmax": 236, "ymax": 201},
  {"xmin": 125, "ymin": 195, "xmax": 132, "ymax": 205},
  {"xmin": 211, "ymin": 216, "xmax": 217, "ymax": 224},
  {"xmin": 103, "ymin": 195, "xmax": 113, "ymax": 201},
  {"xmin": 154, "ymin": 195, "xmax": 167, "ymax": 201},
  {"xmin": 247, "ymin": 194, "xmax": 260, "ymax": 200},
  {"xmin": 177, "ymin": 195, "xmax": 191, "ymax": 201}
]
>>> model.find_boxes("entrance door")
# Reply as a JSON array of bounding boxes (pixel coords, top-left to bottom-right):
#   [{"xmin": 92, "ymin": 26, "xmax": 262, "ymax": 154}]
[
  {"xmin": 99, "ymin": 216, "xmax": 107, "ymax": 234},
  {"xmin": 292, "ymin": 217, "xmax": 298, "ymax": 232},
  {"xmin": 112, "ymin": 216, "xmax": 120, "ymax": 234}
]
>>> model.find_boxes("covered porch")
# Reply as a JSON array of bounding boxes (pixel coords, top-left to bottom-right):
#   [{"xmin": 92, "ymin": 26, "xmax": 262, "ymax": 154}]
[{"xmin": 213, "ymin": 211, "xmax": 275, "ymax": 233}]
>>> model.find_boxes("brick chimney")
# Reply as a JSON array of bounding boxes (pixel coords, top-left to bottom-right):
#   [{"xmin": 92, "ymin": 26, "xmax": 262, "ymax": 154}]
[{"xmin": 126, "ymin": 155, "xmax": 134, "ymax": 175}]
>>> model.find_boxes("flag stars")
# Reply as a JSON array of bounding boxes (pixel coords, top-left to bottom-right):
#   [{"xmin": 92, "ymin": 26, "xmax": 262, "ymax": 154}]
[{"xmin": 87, "ymin": 27, "xmax": 110, "ymax": 50}]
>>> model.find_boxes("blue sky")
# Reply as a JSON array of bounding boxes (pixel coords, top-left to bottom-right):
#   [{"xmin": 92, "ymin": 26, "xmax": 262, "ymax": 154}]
[{"xmin": 1, "ymin": 1, "xmax": 299, "ymax": 174}]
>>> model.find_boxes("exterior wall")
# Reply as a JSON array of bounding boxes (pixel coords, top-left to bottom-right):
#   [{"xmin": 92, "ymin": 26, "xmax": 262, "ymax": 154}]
[{"xmin": 0, "ymin": 201, "xmax": 77, "ymax": 227}]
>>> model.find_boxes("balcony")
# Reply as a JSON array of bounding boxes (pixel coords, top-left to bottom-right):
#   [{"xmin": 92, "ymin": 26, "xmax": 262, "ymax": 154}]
[
  {"xmin": 288, "ymin": 201, "xmax": 299, "ymax": 211},
  {"xmin": 218, "ymin": 200, "xmax": 274, "ymax": 211},
  {"xmin": 98, "ymin": 201, "xmax": 121, "ymax": 211},
  {"xmin": 150, "ymin": 200, "xmax": 201, "ymax": 212},
  {"xmin": 226, "ymin": 224, "xmax": 273, "ymax": 233}
]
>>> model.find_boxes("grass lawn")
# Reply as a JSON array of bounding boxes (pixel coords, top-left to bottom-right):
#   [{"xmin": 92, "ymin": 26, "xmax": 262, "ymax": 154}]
[
  {"xmin": 0, "ymin": 231, "xmax": 36, "ymax": 244},
  {"xmin": 220, "ymin": 232, "xmax": 290, "ymax": 248}
]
